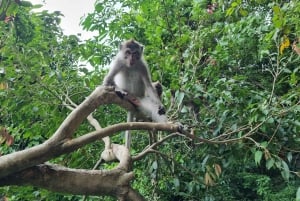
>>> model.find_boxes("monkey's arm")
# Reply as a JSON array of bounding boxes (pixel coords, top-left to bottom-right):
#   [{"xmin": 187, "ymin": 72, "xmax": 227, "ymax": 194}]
[{"xmin": 103, "ymin": 60, "xmax": 121, "ymax": 86}]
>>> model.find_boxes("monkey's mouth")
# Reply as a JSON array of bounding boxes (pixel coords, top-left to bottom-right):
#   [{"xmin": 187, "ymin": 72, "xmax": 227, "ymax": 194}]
[{"xmin": 129, "ymin": 61, "xmax": 135, "ymax": 66}]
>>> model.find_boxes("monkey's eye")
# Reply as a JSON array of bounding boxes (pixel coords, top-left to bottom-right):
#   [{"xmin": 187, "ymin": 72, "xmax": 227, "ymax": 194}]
[
  {"xmin": 125, "ymin": 50, "xmax": 131, "ymax": 56},
  {"xmin": 132, "ymin": 51, "xmax": 140, "ymax": 58}
]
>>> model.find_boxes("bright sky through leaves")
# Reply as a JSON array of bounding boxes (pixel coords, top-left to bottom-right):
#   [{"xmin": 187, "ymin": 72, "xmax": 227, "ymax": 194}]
[{"xmin": 28, "ymin": 0, "xmax": 96, "ymax": 40}]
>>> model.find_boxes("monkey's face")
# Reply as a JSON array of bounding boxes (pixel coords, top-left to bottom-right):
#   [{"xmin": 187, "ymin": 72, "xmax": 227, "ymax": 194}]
[
  {"xmin": 121, "ymin": 40, "xmax": 144, "ymax": 67},
  {"xmin": 124, "ymin": 49, "xmax": 141, "ymax": 67}
]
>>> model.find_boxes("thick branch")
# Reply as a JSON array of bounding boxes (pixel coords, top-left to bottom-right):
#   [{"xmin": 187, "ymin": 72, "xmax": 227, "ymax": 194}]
[
  {"xmin": 0, "ymin": 163, "xmax": 132, "ymax": 196},
  {"xmin": 0, "ymin": 163, "xmax": 146, "ymax": 200},
  {"xmin": 64, "ymin": 122, "xmax": 181, "ymax": 152},
  {"xmin": 0, "ymin": 121, "xmax": 181, "ymax": 179},
  {"xmin": 0, "ymin": 143, "xmax": 145, "ymax": 200},
  {"xmin": 48, "ymin": 86, "xmax": 134, "ymax": 143},
  {"xmin": 0, "ymin": 86, "xmax": 134, "ymax": 178}
]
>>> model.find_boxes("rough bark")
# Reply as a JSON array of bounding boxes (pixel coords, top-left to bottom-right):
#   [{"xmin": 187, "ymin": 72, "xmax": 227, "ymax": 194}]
[{"xmin": 0, "ymin": 144, "xmax": 145, "ymax": 200}]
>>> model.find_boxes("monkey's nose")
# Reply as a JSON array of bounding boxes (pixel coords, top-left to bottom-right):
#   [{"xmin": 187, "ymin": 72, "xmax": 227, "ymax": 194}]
[{"xmin": 129, "ymin": 59, "xmax": 135, "ymax": 65}]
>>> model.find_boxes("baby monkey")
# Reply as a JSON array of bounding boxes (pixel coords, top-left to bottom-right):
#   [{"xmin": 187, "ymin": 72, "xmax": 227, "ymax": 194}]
[{"xmin": 103, "ymin": 39, "xmax": 167, "ymax": 149}]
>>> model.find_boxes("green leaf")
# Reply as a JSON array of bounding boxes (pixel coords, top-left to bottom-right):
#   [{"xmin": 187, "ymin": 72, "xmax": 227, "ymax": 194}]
[
  {"xmin": 175, "ymin": 91, "xmax": 185, "ymax": 106},
  {"xmin": 273, "ymin": 17, "xmax": 283, "ymax": 28},
  {"xmin": 136, "ymin": 15, "xmax": 144, "ymax": 24},
  {"xmin": 152, "ymin": 161, "xmax": 158, "ymax": 170},
  {"xmin": 226, "ymin": 7, "xmax": 234, "ymax": 16},
  {"xmin": 173, "ymin": 177, "xmax": 180, "ymax": 189},
  {"xmin": 20, "ymin": 1, "xmax": 33, "ymax": 7},
  {"xmin": 95, "ymin": 3, "xmax": 104, "ymax": 12},
  {"xmin": 296, "ymin": 187, "xmax": 300, "ymax": 201},
  {"xmin": 260, "ymin": 141, "xmax": 268, "ymax": 148},
  {"xmin": 6, "ymin": 2, "xmax": 18, "ymax": 16},
  {"xmin": 255, "ymin": 150, "xmax": 263, "ymax": 165},
  {"xmin": 272, "ymin": 5, "xmax": 281, "ymax": 15},
  {"xmin": 266, "ymin": 158, "xmax": 275, "ymax": 170},
  {"xmin": 239, "ymin": 9, "xmax": 248, "ymax": 16},
  {"xmin": 180, "ymin": 105, "xmax": 189, "ymax": 113},
  {"xmin": 281, "ymin": 160, "xmax": 290, "ymax": 181},
  {"xmin": 287, "ymin": 152, "xmax": 292, "ymax": 163},
  {"xmin": 290, "ymin": 72, "xmax": 298, "ymax": 86}
]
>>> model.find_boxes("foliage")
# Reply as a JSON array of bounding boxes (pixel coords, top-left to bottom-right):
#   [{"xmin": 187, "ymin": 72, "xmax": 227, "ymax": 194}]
[
  {"xmin": 81, "ymin": 0, "xmax": 300, "ymax": 200},
  {"xmin": 0, "ymin": 3, "xmax": 103, "ymax": 199},
  {"xmin": 1, "ymin": 0, "xmax": 300, "ymax": 200}
]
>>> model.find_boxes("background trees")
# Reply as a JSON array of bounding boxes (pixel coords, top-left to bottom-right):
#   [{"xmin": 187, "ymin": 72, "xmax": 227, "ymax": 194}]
[{"xmin": 1, "ymin": 0, "xmax": 300, "ymax": 200}]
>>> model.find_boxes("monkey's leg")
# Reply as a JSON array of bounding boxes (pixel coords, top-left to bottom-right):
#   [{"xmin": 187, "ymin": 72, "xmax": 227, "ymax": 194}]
[{"xmin": 125, "ymin": 111, "xmax": 133, "ymax": 150}]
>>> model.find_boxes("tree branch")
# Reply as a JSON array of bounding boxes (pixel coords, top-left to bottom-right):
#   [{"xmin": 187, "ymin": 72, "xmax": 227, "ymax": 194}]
[
  {"xmin": 0, "ymin": 86, "xmax": 184, "ymax": 177},
  {"xmin": 0, "ymin": 85, "xmax": 185, "ymax": 200},
  {"xmin": 132, "ymin": 133, "xmax": 180, "ymax": 161}
]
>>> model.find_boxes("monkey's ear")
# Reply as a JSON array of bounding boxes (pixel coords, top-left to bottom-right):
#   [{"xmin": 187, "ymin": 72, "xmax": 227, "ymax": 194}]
[{"xmin": 140, "ymin": 45, "xmax": 144, "ymax": 52}]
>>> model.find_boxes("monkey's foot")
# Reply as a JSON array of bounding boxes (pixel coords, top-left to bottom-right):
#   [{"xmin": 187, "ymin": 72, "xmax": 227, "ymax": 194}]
[
  {"xmin": 127, "ymin": 96, "xmax": 140, "ymax": 106},
  {"xmin": 173, "ymin": 122, "xmax": 186, "ymax": 133},
  {"xmin": 158, "ymin": 106, "xmax": 166, "ymax": 115},
  {"xmin": 115, "ymin": 87, "xmax": 140, "ymax": 107}
]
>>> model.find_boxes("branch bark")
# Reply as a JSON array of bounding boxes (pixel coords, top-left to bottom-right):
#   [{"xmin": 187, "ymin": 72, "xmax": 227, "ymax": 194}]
[{"xmin": 0, "ymin": 144, "xmax": 144, "ymax": 201}]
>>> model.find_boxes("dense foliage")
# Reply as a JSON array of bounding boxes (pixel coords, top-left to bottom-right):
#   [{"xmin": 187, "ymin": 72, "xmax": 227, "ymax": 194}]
[{"xmin": 1, "ymin": 0, "xmax": 300, "ymax": 200}]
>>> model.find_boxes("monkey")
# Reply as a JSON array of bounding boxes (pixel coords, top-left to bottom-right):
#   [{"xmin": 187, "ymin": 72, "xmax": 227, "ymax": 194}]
[{"xmin": 103, "ymin": 39, "xmax": 167, "ymax": 149}]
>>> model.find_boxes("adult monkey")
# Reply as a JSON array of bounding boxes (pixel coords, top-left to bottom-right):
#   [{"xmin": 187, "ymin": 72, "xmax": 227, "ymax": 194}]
[{"xmin": 103, "ymin": 39, "xmax": 167, "ymax": 149}]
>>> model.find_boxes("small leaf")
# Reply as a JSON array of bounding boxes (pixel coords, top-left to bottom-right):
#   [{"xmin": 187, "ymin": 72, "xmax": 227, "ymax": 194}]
[
  {"xmin": 201, "ymin": 155, "xmax": 210, "ymax": 168},
  {"xmin": 260, "ymin": 141, "xmax": 268, "ymax": 148},
  {"xmin": 20, "ymin": 1, "xmax": 33, "ymax": 7},
  {"xmin": 175, "ymin": 91, "xmax": 185, "ymax": 106},
  {"xmin": 264, "ymin": 149, "xmax": 271, "ymax": 160},
  {"xmin": 0, "ymin": 136, "xmax": 5, "ymax": 144},
  {"xmin": 292, "ymin": 40, "xmax": 300, "ymax": 55},
  {"xmin": 266, "ymin": 158, "xmax": 275, "ymax": 170},
  {"xmin": 280, "ymin": 35, "xmax": 290, "ymax": 54},
  {"xmin": 204, "ymin": 172, "xmax": 214, "ymax": 186},
  {"xmin": 273, "ymin": 17, "xmax": 283, "ymax": 28},
  {"xmin": 136, "ymin": 15, "xmax": 145, "ymax": 24},
  {"xmin": 281, "ymin": 160, "xmax": 290, "ymax": 181},
  {"xmin": 287, "ymin": 152, "xmax": 292, "ymax": 163},
  {"xmin": 290, "ymin": 72, "xmax": 297, "ymax": 86},
  {"xmin": 255, "ymin": 150, "xmax": 263, "ymax": 165},
  {"xmin": 272, "ymin": 5, "xmax": 281, "ymax": 15},
  {"xmin": 173, "ymin": 177, "xmax": 180, "ymax": 188},
  {"xmin": 226, "ymin": 7, "xmax": 234, "ymax": 16},
  {"xmin": 0, "ymin": 82, "xmax": 8, "ymax": 89},
  {"xmin": 266, "ymin": 117, "xmax": 274, "ymax": 124},
  {"xmin": 214, "ymin": 164, "xmax": 222, "ymax": 177},
  {"xmin": 239, "ymin": 8, "xmax": 248, "ymax": 16},
  {"xmin": 180, "ymin": 105, "xmax": 189, "ymax": 113},
  {"xmin": 152, "ymin": 161, "xmax": 158, "ymax": 170},
  {"xmin": 231, "ymin": 2, "xmax": 239, "ymax": 7}
]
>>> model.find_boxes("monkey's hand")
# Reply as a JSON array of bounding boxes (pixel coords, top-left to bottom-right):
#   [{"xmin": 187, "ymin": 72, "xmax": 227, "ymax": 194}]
[
  {"xmin": 115, "ymin": 88, "xmax": 128, "ymax": 99},
  {"xmin": 115, "ymin": 87, "xmax": 141, "ymax": 107},
  {"xmin": 103, "ymin": 78, "xmax": 116, "ymax": 87}
]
